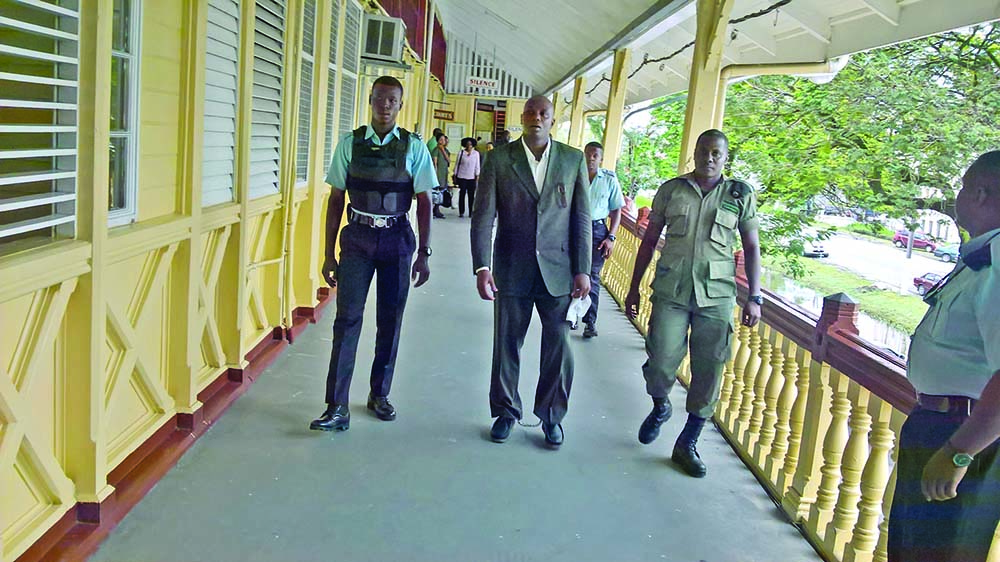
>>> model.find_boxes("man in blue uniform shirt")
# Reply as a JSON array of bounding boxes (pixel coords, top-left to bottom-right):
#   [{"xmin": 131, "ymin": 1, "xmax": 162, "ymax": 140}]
[
  {"xmin": 310, "ymin": 76, "xmax": 437, "ymax": 432},
  {"xmin": 887, "ymin": 151, "xmax": 1000, "ymax": 562},
  {"xmin": 578, "ymin": 141, "xmax": 624, "ymax": 338}
]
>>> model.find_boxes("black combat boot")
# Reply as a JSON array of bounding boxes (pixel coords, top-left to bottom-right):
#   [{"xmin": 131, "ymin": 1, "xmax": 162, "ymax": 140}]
[
  {"xmin": 638, "ymin": 397, "xmax": 672, "ymax": 444},
  {"xmin": 671, "ymin": 415, "xmax": 707, "ymax": 478}
]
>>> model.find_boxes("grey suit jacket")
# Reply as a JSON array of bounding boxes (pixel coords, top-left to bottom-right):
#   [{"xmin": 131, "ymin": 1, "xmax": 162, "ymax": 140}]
[{"xmin": 470, "ymin": 138, "xmax": 592, "ymax": 297}]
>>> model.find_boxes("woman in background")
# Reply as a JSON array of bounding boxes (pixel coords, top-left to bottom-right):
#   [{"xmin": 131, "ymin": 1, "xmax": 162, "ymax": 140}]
[
  {"xmin": 454, "ymin": 137, "xmax": 481, "ymax": 218},
  {"xmin": 430, "ymin": 134, "xmax": 450, "ymax": 219}
]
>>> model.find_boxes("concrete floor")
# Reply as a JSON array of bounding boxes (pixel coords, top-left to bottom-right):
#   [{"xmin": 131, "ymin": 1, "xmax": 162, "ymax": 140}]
[{"xmin": 91, "ymin": 210, "xmax": 820, "ymax": 562}]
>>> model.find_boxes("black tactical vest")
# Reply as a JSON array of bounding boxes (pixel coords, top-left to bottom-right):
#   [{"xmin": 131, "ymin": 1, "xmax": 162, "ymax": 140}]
[{"xmin": 345, "ymin": 126, "xmax": 415, "ymax": 214}]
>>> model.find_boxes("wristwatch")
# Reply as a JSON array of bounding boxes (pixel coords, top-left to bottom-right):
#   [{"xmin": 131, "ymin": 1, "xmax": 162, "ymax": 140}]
[
  {"xmin": 607, "ymin": 233, "xmax": 617, "ymax": 242},
  {"xmin": 748, "ymin": 295, "xmax": 764, "ymax": 306},
  {"xmin": 418, "ymin": 246, "xmax": 432, "ymax": 257},
  {"xmin": 947, "ymin": 442, "xmax": 974, "ymax": 467}
]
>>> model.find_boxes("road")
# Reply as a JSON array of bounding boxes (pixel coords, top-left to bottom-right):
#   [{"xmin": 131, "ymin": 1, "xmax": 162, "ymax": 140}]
[{"xmin": 818, "ymin": 233, "xmax": 955, "ymax": 295}]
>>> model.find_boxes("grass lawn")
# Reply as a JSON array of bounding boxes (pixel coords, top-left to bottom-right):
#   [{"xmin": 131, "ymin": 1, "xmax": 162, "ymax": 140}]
[
  {"xmin": 634, "ymin": 194, "xmax": 654, "ymax": 209},
  {"xmin": 763, "ymin": 255, "xmax": 927, "ymax": 334}
]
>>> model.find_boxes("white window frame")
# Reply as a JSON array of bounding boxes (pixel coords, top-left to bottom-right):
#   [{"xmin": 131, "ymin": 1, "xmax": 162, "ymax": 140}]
[
  {"xmin": 0, "ymin": 0, "xmax": 80, "ymax": 248},
  {"xmin": 108, "ymin": 0, "xmax": 142, "ymax": 227},
  {"xmin": 295, "ymin": 0, "xmax": 316, "ymax": 185}
]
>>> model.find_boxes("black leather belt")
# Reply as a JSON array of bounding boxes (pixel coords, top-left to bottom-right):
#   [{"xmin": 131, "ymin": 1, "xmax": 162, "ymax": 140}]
[
  {"xmin": 918, "ymin": 393, "xmax": 977, "ymax": 416},
  {"xmin": 348, "ymin": 208, "xmax": 406, "ymax": 229},
  {"xmin": 593, "ymin": 219, "xmax": 606, "ymax": 225}
]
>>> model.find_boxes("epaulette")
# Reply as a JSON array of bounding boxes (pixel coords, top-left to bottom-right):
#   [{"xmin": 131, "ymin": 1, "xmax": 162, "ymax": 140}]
[
  {"xmin": 728, "ymin": 180, "xmax": 753, "ymax": 200},
  {"xmin": 965, "ymin": 234, "xmax": 998, "ymax": 271},
  {"xmin": 411, "ymin": 131, "xmax": 422, "ymax": 140},
  {"xmin": 602, "ymin": 169, "xmax": 617, "ymax": 178}
]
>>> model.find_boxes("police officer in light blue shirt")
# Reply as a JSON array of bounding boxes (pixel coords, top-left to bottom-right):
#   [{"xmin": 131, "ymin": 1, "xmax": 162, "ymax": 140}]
[
  {"xmin": 887, "ymin": 151, "xmax": 1000, "ymax": 562},
  {"xmin": 578, "ymin": 141, "xmax": 625, "ymax": 338},
  {"xmin": 310, "ymin": 76, "xmax": 437, "ymax": 433}
]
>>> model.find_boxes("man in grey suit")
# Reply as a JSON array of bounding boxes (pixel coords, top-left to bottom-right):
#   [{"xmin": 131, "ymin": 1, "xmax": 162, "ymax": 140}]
[{"xmin": 471, "ymin": 95, "xmax": 592, "ymax": 447}]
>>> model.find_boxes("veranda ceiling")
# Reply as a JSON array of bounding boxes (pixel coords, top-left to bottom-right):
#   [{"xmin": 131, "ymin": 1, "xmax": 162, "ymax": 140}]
[{"xmin": 433, "ymin": 0, "xmax": 1000, "ymax": 111}]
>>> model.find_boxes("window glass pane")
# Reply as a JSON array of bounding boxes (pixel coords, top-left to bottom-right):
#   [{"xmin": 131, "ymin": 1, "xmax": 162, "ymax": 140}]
[
  {"xmin": 112, "ymin": 0, "xmax": 131, "ymax": 52},
  {"xmin": 110, "ymin": 56, "xmax": 129, "ymax": 132},
  {"xmin": 109, "ymin": 137, "xmax": 127, "ymax": 210}
]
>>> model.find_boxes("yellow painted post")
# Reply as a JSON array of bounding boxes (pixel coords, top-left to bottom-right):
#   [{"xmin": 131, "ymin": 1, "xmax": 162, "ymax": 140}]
[
  {"xmin": 601, "ymin": 48, "xmax": 630, "ymax": 171},
  {"xmin": 278, "ymin": 0, "xmax": 304, "ymax": 328},
  {"xmin": 568, "ymin": 76, "xmax": 586, "ymax": 148},
  {"xmin": 677, "ymin": 0, "xmax": 735, "ymax": 174},
  {"xmin": 551, "ymin": 91, "xmax": 562, "ymax": 133},
  {"xmin": 165, "ymin": 0, "xmax": 208, "ymax": 418},
  {"xmin": 419, "ymin": 0, "xmax": 434, "ymax": 138},
  {"xmin": 64, "ymin": 0, "xmax": 114, "ymax": 505},
  {"xmin": 232, "ymin": 0, "xmax": 258, "ymax": 363},
  {"xmin": 297, "ymin": 0, "xmax": 334, "ymax": 305}
]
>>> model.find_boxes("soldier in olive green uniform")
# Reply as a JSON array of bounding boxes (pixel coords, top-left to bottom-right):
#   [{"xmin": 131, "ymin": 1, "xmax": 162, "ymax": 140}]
[{"xmin": 625, "ymin": 129, "xmax": 762, "ymax": 477}]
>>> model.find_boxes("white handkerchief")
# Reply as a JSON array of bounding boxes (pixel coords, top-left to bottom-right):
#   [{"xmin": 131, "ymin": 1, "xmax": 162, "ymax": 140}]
[{"xmin": 565, "ymin": 295, "xmax": 591, "ymax": 323}]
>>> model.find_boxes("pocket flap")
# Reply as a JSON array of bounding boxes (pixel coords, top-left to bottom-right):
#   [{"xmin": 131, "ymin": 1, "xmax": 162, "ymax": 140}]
[
  {"xmin": 715, "ymin": 209, "xmax": 738, "ymax": 229},
  {"xmin": 709, "ymin": 259, "xmax": 736, "ymax": 279}
]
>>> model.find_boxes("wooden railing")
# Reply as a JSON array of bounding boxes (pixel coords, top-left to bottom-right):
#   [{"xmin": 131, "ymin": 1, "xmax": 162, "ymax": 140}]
[{"xmin": 600, "ymin": 210, "xmax": 995, "ymax": 562}]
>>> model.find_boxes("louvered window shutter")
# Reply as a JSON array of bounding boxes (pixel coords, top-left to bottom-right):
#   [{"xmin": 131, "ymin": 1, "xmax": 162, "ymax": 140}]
[
  {"xmin": 249, "ymin": 0, "xmax": 285, "ymax": 199},
  {"xmin": 295, "ymin": 0, "xmax": 315, "ymax": 183},
  {"xmin": 0, "ymin": 0, "xmax": 80, "ymax": 246},
  {"xmin": 338, "ymin": 0, "xmax": 362, "ymax": 139},
  {"xmin": 202, "ymin": 0, "xmax": 240, "ymax": 207}
]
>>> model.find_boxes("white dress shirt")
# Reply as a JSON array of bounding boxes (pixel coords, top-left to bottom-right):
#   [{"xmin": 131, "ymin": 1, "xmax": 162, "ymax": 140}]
[{"xmin": 521, "ymin": 137, "xmax": 552, "ymax": 193}]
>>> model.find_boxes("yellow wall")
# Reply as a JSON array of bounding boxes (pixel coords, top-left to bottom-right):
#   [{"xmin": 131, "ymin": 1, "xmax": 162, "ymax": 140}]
[{"xmin": 0, "ymin": 0, "xmax": 369, "ymax": 559}]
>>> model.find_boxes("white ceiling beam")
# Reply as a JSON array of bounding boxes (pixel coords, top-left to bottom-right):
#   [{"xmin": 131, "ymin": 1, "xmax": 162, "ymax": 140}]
[
  {"xmin": 780, "ymin": 3, "xmax": 832, "ymax": 44},
  {"xmin": 729, "ymin": 19, "xmax": 778, "ymax": 57},
  {"xmin": 860, "ymin": 0, "xmax": 901, "ymax": 26}
]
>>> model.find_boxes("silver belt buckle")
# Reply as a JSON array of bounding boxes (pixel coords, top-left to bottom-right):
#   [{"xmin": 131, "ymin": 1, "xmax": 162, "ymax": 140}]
[{"xmin": 374, "ymin": 216, "xmax": 387, "ymax": 228}]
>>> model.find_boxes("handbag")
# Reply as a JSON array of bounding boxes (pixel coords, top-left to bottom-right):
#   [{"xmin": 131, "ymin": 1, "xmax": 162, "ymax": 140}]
[
  {"xmin": 442, "ymin": 188, "xmax": 453, "ymax": 208},
  {"xmin": 452, "ymin": 151, "xmax": 462, "ymax": 186}
]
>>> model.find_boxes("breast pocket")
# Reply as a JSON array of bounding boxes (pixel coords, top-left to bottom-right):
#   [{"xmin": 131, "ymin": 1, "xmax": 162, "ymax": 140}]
[
  {"xmin": 710, "ymin": 209, "xmax": 738, "ymax": 247},
  {"xmin": 664, "ymin": 204, "xmax": 691, "ymax": 238}
]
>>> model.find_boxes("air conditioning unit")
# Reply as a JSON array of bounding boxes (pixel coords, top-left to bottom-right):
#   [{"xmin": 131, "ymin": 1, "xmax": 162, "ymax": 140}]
[{"xmin": 362, "ymin": 14, "xmax": 405, "ymax": 63}]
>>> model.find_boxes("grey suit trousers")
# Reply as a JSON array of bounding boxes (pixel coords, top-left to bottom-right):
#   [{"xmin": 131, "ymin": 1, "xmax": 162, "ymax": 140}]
[{"xmin": 490, "ymin": 264, "xmax": 573, "ymax": 425}]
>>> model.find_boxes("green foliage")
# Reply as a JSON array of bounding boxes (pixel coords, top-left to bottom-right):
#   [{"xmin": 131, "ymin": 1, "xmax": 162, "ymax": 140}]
[
  {"xmin": 631, "ymin": 23, "xmax": 1000, "ymax": 271},
  {"xmin": 846, "ymin": 221, "xmax": 892, "ymax": 238}
]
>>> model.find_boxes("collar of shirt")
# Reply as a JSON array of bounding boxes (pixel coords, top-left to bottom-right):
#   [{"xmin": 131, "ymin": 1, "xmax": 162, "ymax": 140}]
[
  {"xmin": 364, "ymin": 124, "xmax": 401, "ymax": 146},
  {"xmin": 521, "ymin": 137, "xmax": 552, "ymax": 192},
  {"xmin": 961, "ymin": 226, "xmax": 1000, "ymax": 256},
  {"xmin": 682, "ymin": 172, "xmax": 726, "ymax": 194}
]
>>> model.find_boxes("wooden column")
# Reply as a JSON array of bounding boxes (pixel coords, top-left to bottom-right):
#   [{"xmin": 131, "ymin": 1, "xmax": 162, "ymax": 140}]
[
  {"xmin": 677, "ymin": 0, "xmax": 735, "ymax": 174},
  {"xmin": 568, "ymin": 76, "xmax": 586, "ymax": 148},
  {"xmin": 601, "ymin": 48, "xmax": 630, "ymax": 171}
]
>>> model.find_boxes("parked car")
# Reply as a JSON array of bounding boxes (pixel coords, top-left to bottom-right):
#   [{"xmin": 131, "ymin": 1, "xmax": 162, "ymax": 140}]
[
  {"xmin": 802, "ymin": 229, "xmax": 829, "ymax": 258},
  {"xmin": 933, "ymin": 244, "xmax": 960, "ymax": 262},
  {"xmin": 913, "ymin": 272, "xmax": 943, "ymax": 296},
  {"xmin": 893, "ymin": 230, "xmax": 937, "ymax": 252}
]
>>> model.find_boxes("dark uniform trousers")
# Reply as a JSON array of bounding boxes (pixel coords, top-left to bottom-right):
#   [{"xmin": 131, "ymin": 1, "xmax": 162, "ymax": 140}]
[
  {"xmin": 583, "ymin": 220, "xmax": 608, "ymax": 326},
  {"xmin": 490, "ymin": 262, "xmax": 573, "ymax": 425},
  {"xmin": 456, "ymin": 177, "xmax": 476, "ymax": 216},
  {"xmin": 325, "ymin": 220, "xmax": 416, "ymax": 405},
  {"xmin": 888, "ymin": 407, "xmax": 1000, "ymax": 562}
]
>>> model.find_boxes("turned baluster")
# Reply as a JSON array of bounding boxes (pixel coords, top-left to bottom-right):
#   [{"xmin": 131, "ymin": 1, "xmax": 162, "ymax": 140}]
[
  {"xmin": 746, "ymin": 325, "xmax": 773, "ymax": 451},
  {"xmin": 827, "ymin": 387, "xmax": 873, "ymax": 559},
  {"xmin": 810, "ymin": 370, "xmax": 851, "ymax": 541},
  {"xmin": 735, "ymin": 327, "xmax": 763, "ymax": 443},
  {"xmin": 755, "ymin": 330, "xmax": 786, "ymax": 463},
  {"xmin": 845, "ymin": 398, "xmax": 894, "ymax": 562},
  {"xmin": 766, "ymin": 340, "xmax": 802, "ymax": 489}
]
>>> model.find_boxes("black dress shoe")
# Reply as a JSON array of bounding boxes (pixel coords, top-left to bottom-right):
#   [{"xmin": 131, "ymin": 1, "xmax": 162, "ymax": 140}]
[
  {"xmin": 583, "ymin": 323, "xmax": 598, "ymax": 338},
  {"xmin": 638, "ymin": 399, "xmax": 672, "ymax": 444},
  {"xmin": 367, "ymin": 394, "xmax": 396, "ymax": 421},
  {"xmin": 542, "ymin": 422, "xmax": 563, "ymax": 446},
  {"xmin": 490, "ymin": 416, "xmax": 516, "ymax": 442},
  {"xmin": 310, "ymin": 405, "xmax": 350, "ymax": 431}
]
